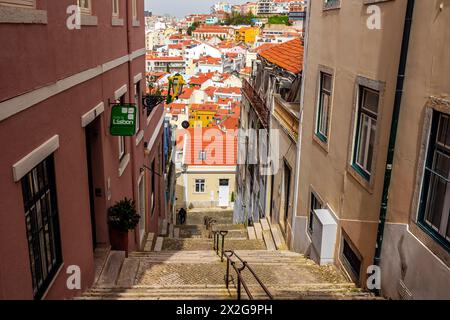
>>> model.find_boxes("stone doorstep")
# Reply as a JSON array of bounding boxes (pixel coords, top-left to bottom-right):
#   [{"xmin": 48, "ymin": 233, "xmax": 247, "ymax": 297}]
[
  {"xmin": 169, "ymin": 224, "xmax": 174, "ymax": 238},
  {"xmin": 262, "ymin": 230, "xmax": 276, "ymax": 251},
  {"xmin": 174, "ymin": 227, "xmax": 180, "ymax": 239},
  {"xmin": 93, "ymin": 246, "xmax": 111, "ymax": 284},
  {"xmin": 116, "ymin": 258, "xmax": 140, "ymax": 287},
  {"xmin": 270, "ymin": 224, "xmax": 285, "ymax": 250},
  {"xmin": 253, "ymin": 223, "xmax": 263, "ymax": 240},
  {"xmin": 143, "ymin": 233, "xmax": 155, "ymax": 252},
  {"xmin": 260, "ymin": 218, "xmax": 270, "ymax": 231},
  {"xmin": 247, "ymin": 226, "xmax": 256, "ymax": 240},
  {"xmin": 153, "ymin": 237, "xmax": 164, "ymax": 252},
  {"xmin": 97, "ymin": 251, "xmax": 125, "ymax": 286}
]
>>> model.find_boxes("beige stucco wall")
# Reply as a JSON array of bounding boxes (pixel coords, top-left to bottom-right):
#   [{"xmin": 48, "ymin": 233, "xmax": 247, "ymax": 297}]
[
  {"xmin": 184, "ymin": 167, "xmax": 237, "ymax": 209},
  {"xmin": 296, "ymin": 0, "xmax": 408, "ymax": 286},
  {"xmin": 379, "ymin": 0, "xmax": 450, "ymax": 299},
  {"xmin": 269, "ymin": 115, "xmax": 297, "ymax": 246}
]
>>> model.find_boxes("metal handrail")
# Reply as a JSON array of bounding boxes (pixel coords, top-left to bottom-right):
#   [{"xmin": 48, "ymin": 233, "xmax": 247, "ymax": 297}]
[
  {"xmin": 224, "ymin": 250, "xmax": 273, "ymax": 300},
  {"xmin": 212, "ymin": 230, "xmax": 228, "ymax": 262}
]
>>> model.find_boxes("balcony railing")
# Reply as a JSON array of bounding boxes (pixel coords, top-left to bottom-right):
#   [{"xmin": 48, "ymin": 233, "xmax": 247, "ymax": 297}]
[{"xmin": 242, "ymin": 78, "xmax": 270, "ymax": 128}]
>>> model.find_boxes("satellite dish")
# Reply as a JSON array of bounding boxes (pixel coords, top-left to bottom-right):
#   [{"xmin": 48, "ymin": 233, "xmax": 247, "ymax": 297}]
[{"xmin": 181, "ymin": 121, "xmax": 190, "ymax": 129}]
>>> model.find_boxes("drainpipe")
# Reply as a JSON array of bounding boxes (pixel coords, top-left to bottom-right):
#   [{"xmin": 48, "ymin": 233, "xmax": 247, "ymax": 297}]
[{"xmin": 373, "ymin": 0, "xmax": 415, "ymax": 291}]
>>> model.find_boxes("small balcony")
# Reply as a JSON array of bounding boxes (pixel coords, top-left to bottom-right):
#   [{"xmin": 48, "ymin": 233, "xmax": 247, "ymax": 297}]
[
  {"xmin": 242, "ymin": 78, "xmax": 270, "ymax": 128},
  {"xmin": 273, "ymin": 94, "xmax": 300, "ymax": 141}
]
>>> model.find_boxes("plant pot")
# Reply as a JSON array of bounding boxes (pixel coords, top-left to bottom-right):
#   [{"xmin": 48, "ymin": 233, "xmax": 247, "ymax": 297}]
[{"xmin": 109, "ymin": 228, "xmax": 129, "ymax": 253}]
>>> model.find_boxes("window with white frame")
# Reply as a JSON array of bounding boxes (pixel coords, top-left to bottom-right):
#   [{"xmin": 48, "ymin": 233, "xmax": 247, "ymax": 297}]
[
  {"xmin": 316, "ymin": 72, "xmax": 333, "ymax": 142},
  {"xmin": 198, "ymin": 151, "xmax": 206, "ymax": 161},
  {"xmin": 352, "ymin": 87, "xmax": 379, "ymax": 180},
  {"xmin": 112, "ymin": 0, "xmax": 119, "ymax": 17},
  {"xmin": 77, "ymin": 0, "xmax": 91, "ymax": 14},
  {"xmin": 118, "ymin": 136, "xmax": 125, "ymax": 160},
  {"xmin": 418, "ymin": 111, "xmax": 450, "ymax": 249},
  {"xmin": 195, "ymin": 179, "xmax": 205, "ymax": 193},
  {"xmin": 0, "ymin": 0, "xmax": 35, "ymax": 8}
]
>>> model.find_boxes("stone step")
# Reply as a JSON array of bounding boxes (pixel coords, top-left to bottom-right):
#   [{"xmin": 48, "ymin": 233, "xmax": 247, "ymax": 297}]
[
  {"xmin": 253, "ymin": 223, "xmax": 263, "ymax": 240},
  {"xmin": 161, "ymin": 238, "xmax": 266, "ymax": 251},
  {"xmin": 247, "ymin": 226, "xmax": 256, "ymax": 240},
  {"xmin": 260, "ymin": 218, "xmax": 270, "ymax": 231},
  {"xmin": 97, "ymin": 251, "xmax": 125, "ymax": 286},
  {"xmin": 262, "ymin": 230, "xmax": 276, "ymax": 251},
  {"xmin": 153, "ymin": 237, "xmax": 164, "ymax": 252},
  {"xmin": 93, "ymin": 246, "xmax": 111, "ymax": 284},
  {"xmin": 116, "ymin": 258, "xmax": 140, "ymax": 287},
  {"xmin": 143, "ymin": 233, "xmax": 155, "ymax": 252},
  {"xmin": 270, "ymin": 224, "xmax": 287, "ymax": 250}
]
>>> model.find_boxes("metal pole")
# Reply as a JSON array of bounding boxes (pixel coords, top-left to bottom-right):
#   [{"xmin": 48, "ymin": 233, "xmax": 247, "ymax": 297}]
[
  {"xmin": 226, "ymin": 259, "xmax": 230, "ymax": 289},
  {"xmin": 221, "ymin": 234, "xmax": 225, "ymax": 262}
]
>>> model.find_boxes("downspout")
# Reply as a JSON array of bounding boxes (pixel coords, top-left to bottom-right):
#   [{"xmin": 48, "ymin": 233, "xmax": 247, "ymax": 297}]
[
  {"xmin": 290, "ymin": 0, "xmax": 311, "ymax": 251},
  {"xmin": 373, "ymin": 0, "xmax": 415, "ymax": 291}
]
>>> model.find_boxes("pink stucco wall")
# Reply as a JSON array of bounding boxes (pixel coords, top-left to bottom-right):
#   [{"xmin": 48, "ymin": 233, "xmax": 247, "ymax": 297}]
[{"xmin": 0, "ymin": 1, "xmax": 164, "ymax": 300}]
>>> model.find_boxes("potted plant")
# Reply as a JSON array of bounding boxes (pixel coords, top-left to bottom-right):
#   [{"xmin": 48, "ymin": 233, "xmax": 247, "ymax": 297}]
[
  {"xmin": 230, "ymin": 191, "xmax": 236, "ymax": 209},
  {"xmin": 108, "ymin": 198, "xmax": 140, "ymax": 253}
]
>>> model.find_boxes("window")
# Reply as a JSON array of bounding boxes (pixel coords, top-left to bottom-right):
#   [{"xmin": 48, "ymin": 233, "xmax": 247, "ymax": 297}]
[
  {"xmin": 195, "ymin": 179, "xmax": 205, "ymax": 193},
  {"xmin": 323, "ymin": 0, "xmax": 340, "ymax": 10},
  {"xmin": 316, "ymin": 72, "xmax": 332, "ymax": 142},
  {"xmin": 0, "ymin": 0, "xmax": 35, "ymax": 8},
  {"xmin": 118, "ymin": 136, "xmax": 125, "ymax": 160},
  {"xmin": 150, "ymin": 160, "xmax": 156, "ymax": 216},
  {"xmin": 342, "ymin": 236, "xmax": 361, "ymax": 281},
  {"xmin": 352, "ymin": 87, "xmax": 379, "ymax": 180},
  {"xmin": 77, "ymin": 0, "xmax": 91, "ymax": 14},
  {"xmin": 21, "ymin": 156, "xmax": 62, "ymax": 299},
  {"xmin": 309, "ymin": 192, "xmax": 323, "ymax": 232},
  {"xmin": 112, "ymin": 0, "xmax": 119, "ymax": 17},
  {"xmin": 418, "ymin": 111, "xmax": 450, "ymax": 249},
  {"xmin": 198, "ymin": 151, "xmax": 206, "ymax": 161},
  {"xmin": 134, "ymin": 82, "xmax": 141, "ymax": 133}
]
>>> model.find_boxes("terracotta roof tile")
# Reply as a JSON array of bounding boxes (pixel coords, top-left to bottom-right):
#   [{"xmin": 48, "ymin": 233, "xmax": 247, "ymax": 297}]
[{"xmin": 259, "ymin": 38, "xmax": 303, "ymax": 74}]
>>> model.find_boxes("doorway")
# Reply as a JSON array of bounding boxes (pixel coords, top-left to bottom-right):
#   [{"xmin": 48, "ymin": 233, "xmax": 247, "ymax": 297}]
[
  {"xmin": 85, "ymin": 117, "xmax": 101, "ymax": 249},
  {"xmin": 218, "ymin": 179, "xmax": 230, "ymax": 207},
  {"xmin": 279, "ymin": 161, "xmax": 292, "ymax": 235},
  {"xmin": 138, "ymin": 176, "xmax": 146, "ymax": 247}
]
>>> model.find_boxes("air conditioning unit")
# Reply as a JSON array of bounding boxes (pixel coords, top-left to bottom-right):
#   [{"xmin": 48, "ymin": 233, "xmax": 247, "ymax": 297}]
[{"xmin": 310, "ymin": 208, "xmax": 338, "ymax": 265}]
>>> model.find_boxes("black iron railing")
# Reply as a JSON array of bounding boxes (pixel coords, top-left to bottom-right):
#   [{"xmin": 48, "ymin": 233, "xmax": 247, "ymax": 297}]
[
  {"xmin": 224, "ymin": 250, "xmax": 274, "ymax": 300},
  {"xmin": 212, "ymin": 230, "xmax": 229, "ymax": 262},
  {"xmin": 242, "ymin": 79, "xmax": 270, "ymax": 128}
]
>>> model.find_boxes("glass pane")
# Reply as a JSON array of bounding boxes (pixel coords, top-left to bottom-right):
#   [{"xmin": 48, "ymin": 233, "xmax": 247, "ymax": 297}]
[
  {"xmin": 322, "ymin": 73, "xmax": 332, "ymax": 91},
  {"xmin": 437, "ymin": 115, "xmax": 450, "ymax": 150},
  {"xmin": 363, "ymin": 89, "xmax": 379, "ymax": 115},
  {"xmin": 320, "ymin": 93, "xmax": 330, "ymax": 136},
  {"xmin": 367, "ymin": 119, "xmax": 377, "ymax": 172},
  {"xmin": 357, "ymin": 115, "xmax": 370, "ymax": 169},
  {"xmin": 425, "ymin": 174, "xmax": 445, "ymax": 230}
]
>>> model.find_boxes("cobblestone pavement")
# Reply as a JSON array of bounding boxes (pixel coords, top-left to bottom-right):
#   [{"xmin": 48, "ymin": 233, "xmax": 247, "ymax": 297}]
[
  {"xmin": 134, "ymin": 260, "xmax": 348, "ymax": 288},
  {"xmin": 162, "ymin": 238, "xmax": 266, "ymax": 251}
]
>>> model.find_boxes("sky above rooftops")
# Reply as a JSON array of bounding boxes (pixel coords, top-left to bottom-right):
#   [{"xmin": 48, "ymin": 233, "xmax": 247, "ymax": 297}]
[{"xmin": 145, "ymin": 0, "xmax": 250, "ymax": 18}]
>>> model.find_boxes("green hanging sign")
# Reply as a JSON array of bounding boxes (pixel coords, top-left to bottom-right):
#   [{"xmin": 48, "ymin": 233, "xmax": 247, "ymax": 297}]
[{"xmin": 110, "ymin": 104, "xmax": 137, "ymax": 136}]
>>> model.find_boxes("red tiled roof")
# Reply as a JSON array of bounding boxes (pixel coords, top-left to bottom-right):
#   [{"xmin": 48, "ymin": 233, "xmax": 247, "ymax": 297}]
[
  {"xmin": 204, "ymin": 86, "xmax": 218, "ymax": 97},
  {"xmin": 195, "ymin": 56, "xmax": 222, "ymax": 65},
  {"xmin": 259, "ymin": 38, "xmax": 304, "ymax": 74},
  {"xmin": 178, "ymin": 87, "xmax": 195, "ymax": 100},
  {"xmin": 176, "ymin": 128, "xmax": 237, "ymax": 166},
  {"xmin": 215, "ymin": 87, "xmax": 241, "ymax": 95}
]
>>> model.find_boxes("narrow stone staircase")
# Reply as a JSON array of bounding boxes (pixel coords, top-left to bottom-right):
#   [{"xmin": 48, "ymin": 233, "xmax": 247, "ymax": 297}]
[{"xmin": 78, "ymin": 210, "xmax": 377, "ymax": 300}]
